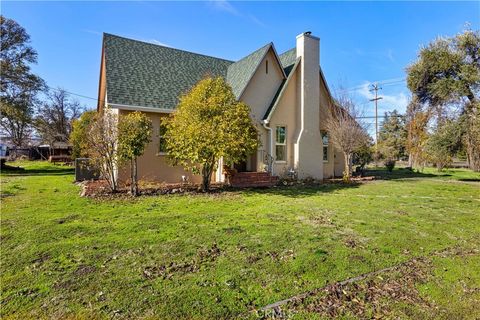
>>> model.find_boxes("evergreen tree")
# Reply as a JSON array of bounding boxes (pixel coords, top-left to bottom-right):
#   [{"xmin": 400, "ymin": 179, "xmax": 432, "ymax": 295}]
[{"xmin": 377, "ymin": 109, "xmax": 407, "ymax": 161}]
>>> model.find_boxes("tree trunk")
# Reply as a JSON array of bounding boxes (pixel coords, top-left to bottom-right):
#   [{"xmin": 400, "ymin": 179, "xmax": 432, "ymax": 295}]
[
  {"xmin": 343, "ymin": 152, "xmax": 352, "ymax": 182},
  {"xmin": 466, "ymin": 137, "xmax": 480, "ymax": 172},
  {"xmin": 201, "ymin": 162, "xmax": 214, "ymax": 192},
  {"xmin": 463, "ymin": 101, "xmax": 480, "ymax": 172},
  {"xmin": 133, "ymin": 157, "xmax": 138, "ymax": 196}
]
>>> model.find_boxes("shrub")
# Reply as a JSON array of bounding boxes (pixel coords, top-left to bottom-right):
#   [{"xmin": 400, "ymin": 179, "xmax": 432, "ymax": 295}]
[{"xmin": 385, "ymin": 159, "xmax": 396, "ymax": 172}]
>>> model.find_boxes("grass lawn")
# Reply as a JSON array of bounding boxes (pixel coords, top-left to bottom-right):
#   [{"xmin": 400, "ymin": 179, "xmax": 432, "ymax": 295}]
[{"xmin": 1, "ymin": 161, "xmax": 479, "ymax": 319}]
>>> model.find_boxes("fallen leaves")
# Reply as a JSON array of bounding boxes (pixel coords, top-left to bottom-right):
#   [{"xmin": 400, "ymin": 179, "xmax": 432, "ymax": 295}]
[{"xmin": 143, "ymin": 243, "xmax": 222, "ymax": 280}]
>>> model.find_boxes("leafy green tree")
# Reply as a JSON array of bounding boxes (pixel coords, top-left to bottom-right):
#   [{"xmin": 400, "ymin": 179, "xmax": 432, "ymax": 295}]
[
  {"xmin": 162, "ymin": 77, "xmax": 258, "ymax": 192},
  {"xmin": 70, "ymin": 110, "xmax": 96, "ymax": 159},
  {"xmin": 117, "ymin": 111, "xmax": 152, "ymax": 196},
  {"xmin": 377, "ymin": 109, "xmax": 407, "ymax": 161},
  {"xmin": 406, "ymin": 28, "xmax": 480, "ymax": 170},
  {"xmin": 0, "ymin": 15, "xmax": 45, "ymax": 147},
  {"xmin": 352, "ymin": 141, "xmax": 373, "ymax": 173},
  {"xmin": 425, "ymin": 119, "xmax": 463, "ymax": 171}
]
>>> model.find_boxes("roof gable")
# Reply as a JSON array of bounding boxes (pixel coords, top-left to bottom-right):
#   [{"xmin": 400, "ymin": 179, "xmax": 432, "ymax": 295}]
[
  {"xmin": 263, "ymin": 57, "xmax": 301, "ymax": 120},
  {"xmin": 263, "ymin": 48, "xmax": 336, "ymax": 120},
  {"xmin": 226, "ymin": 43, "xmax": 271, "ymax": 99},
  {"xmin": 103, "ymin": 34, "xmax": 233, "ymax": 110}
]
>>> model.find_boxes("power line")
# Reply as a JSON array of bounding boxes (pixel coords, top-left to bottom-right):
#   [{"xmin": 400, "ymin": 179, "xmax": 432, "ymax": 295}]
[
  {"xmin": 339, "ymin": 78, "xmax": 406, "ymax": 93},
  {"xmin": 356, "ymin": 114, "xmax": 406, "ymax": 119},
  {"xmin": 46, "ymin": 85, "xmax": 99, "ymax": 102}
]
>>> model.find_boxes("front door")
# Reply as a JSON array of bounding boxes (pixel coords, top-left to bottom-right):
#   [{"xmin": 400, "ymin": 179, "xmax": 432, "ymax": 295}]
[{"xmin": 234, "ymin": 160, "xmax": 247, "ymax": 172}]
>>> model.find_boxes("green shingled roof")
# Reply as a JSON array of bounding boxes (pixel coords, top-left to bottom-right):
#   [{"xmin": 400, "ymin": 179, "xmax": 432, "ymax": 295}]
[
  {"xmin": 103, "ymin": 34, "xmax": 233, "ymax": 109},
  {"xmin": 278, "ymin": 48, "xmax": 297, "ymax": 75},
  {"xmin": 103, "ymin": 34, "xmax": 279, "ymax": 109},
  {"xmin": 226, "ymin": 43, "xmax": 272, "ymax": 98}
]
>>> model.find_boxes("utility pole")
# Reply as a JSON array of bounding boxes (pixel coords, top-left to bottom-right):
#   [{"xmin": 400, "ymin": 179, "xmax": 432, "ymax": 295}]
[{"xmin": 369, "ymin": 83, "xmax": 383, "ymax": 150}]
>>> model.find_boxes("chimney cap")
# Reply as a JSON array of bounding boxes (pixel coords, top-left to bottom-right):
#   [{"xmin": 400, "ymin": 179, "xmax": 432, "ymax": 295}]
[{"xmin": 296, "ymin": 31, "xmax": 319, "ymax": 41}]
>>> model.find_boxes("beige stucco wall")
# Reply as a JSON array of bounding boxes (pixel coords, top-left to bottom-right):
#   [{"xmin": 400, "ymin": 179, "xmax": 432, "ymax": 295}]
[
  {"xmin": 117, "ymin": 110, "xmax": 202, "ymax": 184},
  {"xmin": 317, "ymin": 75, "xmax": 346, "ymax": 178},
  {"xmin": 97, "ymin": 50, "xmax": 107, "ymax": 112},
  {"xmin": 239, "ymin": 48, "xmax": 285, "ymax": 171},
  {"xmin": 269, "ymin": 66, "xmax": 298, "ymax": 176},
  {"xmin": 319, "ymin": 74, "xmax": 334, "ymax": 179},
  {"xmin": 240, "ymin": 49, "xmax": 285, "ymax": 122}
]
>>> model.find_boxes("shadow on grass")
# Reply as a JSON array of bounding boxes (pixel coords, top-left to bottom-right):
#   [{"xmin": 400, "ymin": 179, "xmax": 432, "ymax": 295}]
[
  {"xmin": 242, "ymin": 182, "xmax": 361, "ymax": 198},
  {"xmin": 1, "ymin": 164, "xmax": 74, "ymax": 177},
  {"xmin": 364, "ymin": 168, "xmax": 445, "ymax": 180},
  {"xmin": 459, "ymin": 178, "xmax": 480, "ymax": 182}
]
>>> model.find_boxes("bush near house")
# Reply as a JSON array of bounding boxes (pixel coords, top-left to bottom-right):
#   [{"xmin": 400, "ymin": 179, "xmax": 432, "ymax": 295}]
[
  {"xmin": 117, "ymin": 111, "xmax": 152, "ymax": 196},
  {"xmin": 162, "ymin": 77, "xmax": 258, "ymax": 192}
]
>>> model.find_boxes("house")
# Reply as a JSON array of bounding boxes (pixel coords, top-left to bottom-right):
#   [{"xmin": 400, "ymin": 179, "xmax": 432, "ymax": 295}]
[{"xmin": 97, "ymin": 31, "xmax": 345, "ymax": 185}]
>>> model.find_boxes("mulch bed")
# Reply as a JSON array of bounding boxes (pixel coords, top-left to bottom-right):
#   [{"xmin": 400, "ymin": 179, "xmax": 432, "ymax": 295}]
[
  {"xmin": 78, "ymin": 179, "xmax": 226, "ymax": 198},
  {"xmin": 79, "ymin": 176, "xmax": 378, "ymax": 199}
]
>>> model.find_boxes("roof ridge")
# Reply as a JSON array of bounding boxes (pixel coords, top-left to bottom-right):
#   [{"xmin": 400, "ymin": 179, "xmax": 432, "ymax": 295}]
[
  {"xmin": 233, "ymin": 42, "xmax": 272, "ymax": 64},
  {"xmin": 226, "ymin": 42, "xmax": 273, "ymax": 99},
  {"xmin": 103, "ymin": 33, "xmax": 235, "ymax": 63},
  {"xmin": 279, "ymin": 47, "xmax": 296, "ymax": 56}
]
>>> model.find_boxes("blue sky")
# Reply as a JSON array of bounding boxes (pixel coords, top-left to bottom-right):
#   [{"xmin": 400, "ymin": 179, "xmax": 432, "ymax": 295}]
[{"xmin": 3, "ymin": 1, "xmax": 479, "ymax": 126}]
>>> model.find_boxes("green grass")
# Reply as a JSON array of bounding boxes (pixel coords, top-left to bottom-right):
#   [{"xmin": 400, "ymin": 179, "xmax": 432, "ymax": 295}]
[{"xmin": 1, "ymin": 161, "xmax": 479, "ymax": 319}]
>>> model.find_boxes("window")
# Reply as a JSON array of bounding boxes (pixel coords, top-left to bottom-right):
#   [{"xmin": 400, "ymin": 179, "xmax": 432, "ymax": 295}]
[
  {"xmin": 275, "ymin": 126, "xmax": 286, "ymax": 162},
  {"xmin": 158, "ymin": 123, "xmax": 167, "ymax": 154},
  {"xmin": 266, "ymin": 60, "xmax": 268, "ymax": 74},
  {"xmin": 322, "ymin": 132, "xmax": 329, "ymax": 162}
]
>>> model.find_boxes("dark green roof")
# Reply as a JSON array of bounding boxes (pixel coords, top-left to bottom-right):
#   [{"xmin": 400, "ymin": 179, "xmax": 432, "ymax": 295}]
[
  {"xmin": 226, "ymin": 43, "xmax": 271, "ymax": 98},
  {"xmin": 103, "ymin": 34, "xmax": 233, "ymax": 109},
  {"xmin": 278, "ymin": 48, "xmax": 297, "ymax": 75},
  {"xmin": 103, "ymin": 34, "xmax": 292, "ymax": 110}
]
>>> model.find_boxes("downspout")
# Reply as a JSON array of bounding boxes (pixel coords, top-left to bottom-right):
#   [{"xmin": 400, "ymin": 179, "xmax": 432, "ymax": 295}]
[{"xmin": 262, "ymin": 120, "xmax": 274, "ymax": 175}]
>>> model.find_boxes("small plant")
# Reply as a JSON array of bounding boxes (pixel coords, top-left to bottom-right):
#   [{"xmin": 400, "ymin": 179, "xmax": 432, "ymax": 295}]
[
  {"xmin": 118, "ymin": 111, "xmax": 153, "ymax": 196},
  {"xmin": 385, "ymin": 159, "xmax": 396, "ymax": 172}
]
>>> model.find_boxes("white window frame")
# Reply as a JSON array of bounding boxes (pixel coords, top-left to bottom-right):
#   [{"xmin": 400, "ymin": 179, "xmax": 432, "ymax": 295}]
[
  {"xmin": 322, "ymin": 132, "xmax": 329, "ymax": 163},
  {"xmin": 275, "ymin": 125, "xmax": 287, "ymax": 163}
]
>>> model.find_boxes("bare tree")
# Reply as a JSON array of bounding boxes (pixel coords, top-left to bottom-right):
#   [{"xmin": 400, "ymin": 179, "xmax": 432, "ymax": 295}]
[
  {"xmin": 35, "ymin": 88, "xmax": 83, "ymax": 147},
  {"xmin": 88, "ymin": 108, "xmax": 118, "ymax": 192},
  {"xmin": 326, "ymin": 93, "xmax": 369, "ymax": 181}
]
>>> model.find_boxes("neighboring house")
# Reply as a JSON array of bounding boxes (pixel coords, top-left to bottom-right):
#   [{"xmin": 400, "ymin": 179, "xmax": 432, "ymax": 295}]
[{"xmin": 97, "ymin": 31, "xmax": 345, "ymax": 184}]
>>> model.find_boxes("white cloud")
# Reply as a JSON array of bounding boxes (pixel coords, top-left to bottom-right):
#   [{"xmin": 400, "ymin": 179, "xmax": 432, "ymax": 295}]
[
  {"xmin": 208, "ymin": 0, "xmax": 266, "ymax": 27},
  {"xmin": 357, "ymin": 82, "xmax": 409, "ymax": 113},
  {"xmin": 386, "ymin": 49, "xmax": 395, "ymax": 63},
  {"xmin": 145, "ymin": 39, "xmax": 171, "ymax": 47},
  {"xmin": 345, "ymin": 48, "xmax": 396, "ymax": 63},
  {"xmin": 209, "ymin": 0, "xmax": 240, "ymax": 16},
  {"xmin": 81, "ymin": 29, "xmax": 102, "ymax": 36}
]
